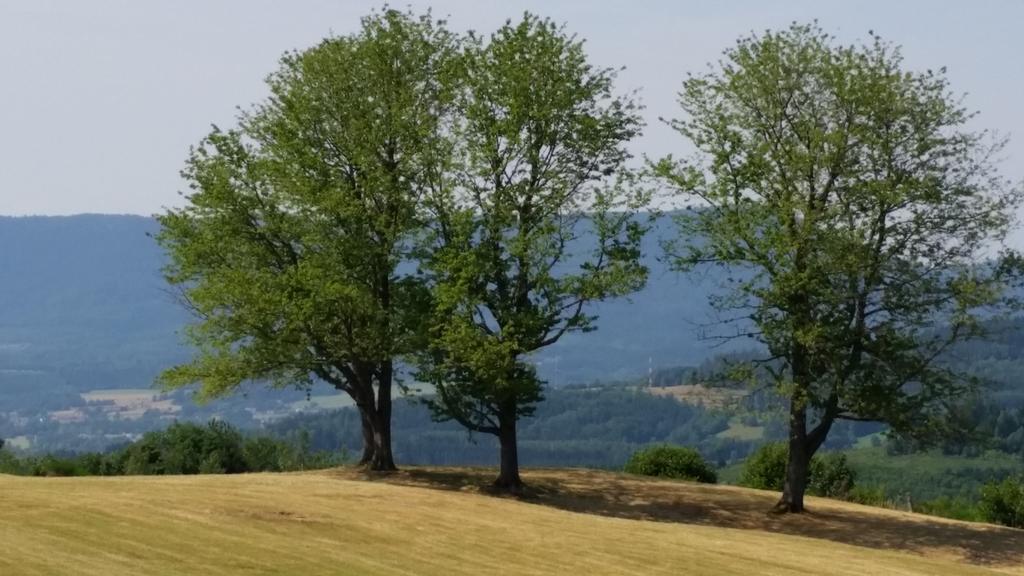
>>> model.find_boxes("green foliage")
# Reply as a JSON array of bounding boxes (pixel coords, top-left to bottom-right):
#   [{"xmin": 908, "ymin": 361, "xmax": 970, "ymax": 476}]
[
  {"xmin": 739, "ymin": 443, "xmax": 789, "ymax": 491},
  {"xmin": 810, "ymin": 453, "xmax": 857, "ymax": 499},
  {"xmin": 847, "ymin": 485, "xmax": 890, "ymax": 507},
  {"xmin": 154, "ymin": 8, "xmax": 460, "ymax": 470},
  {"xmin": 416, "ymin": 13, "xmax": 647, "ymax": 475},
  {"xmin": 846, "ymin": 445, "xmax": 1024, "ymax": 502},
  {"xmin": 739, "ymin": 443, "xmax": 856, "ymax": 498},
  {"xmin": 121, "ymin": 421, "xmax": 247, "ymax": 475},
  {"xmin": 915, "ymin": 497, "xmax": 984, "ymax": 523},
  {"xmin": 845, "ymin": 487, "xmax": 983, "ymax": 522},
  {"xmin": 655, "ymin": 21, "xmax": 1023, "ymax": 507},
  {"xmin": 980, "ymin": 475, "xmax": 1024, "ymax": 528},
  {"xmin": 266, "ymin": 386, "xmax": 752, "ymax": 469},
  {"xmin": 0, "ymin": 421, "xmax": 345, "ymax": 477},
  {"xmin": 624, "ymin": 445, "xmax": 717, "ymax": 483},
  {"xmin": 156, "ymin": 8, "xmax": 452, "ymax": 396}
]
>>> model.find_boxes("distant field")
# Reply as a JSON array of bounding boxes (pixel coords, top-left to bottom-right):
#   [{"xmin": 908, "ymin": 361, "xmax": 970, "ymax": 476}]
[
  {"xmin": 290, "ymin": 384, "xmax": 436, "ymax": 412},
  {"xmin": 846, "ymin": 446, "xmax": 1024, "ymax": 501},
  {"xmin": 0, "ymin": 468, "xmax": 1020, "ymax": 575},
  {"xmin": 79, "ymin": 388, "xmax": 180, "ymax": 420},
  {"xmin": 288, "ymin": 393, "xmax": 355, "ymax": 411},
  {"xmin": 4, "ymin": 435, "xmax": 31, "ymax": 450},
  {"xmin": 644, "ymin": 384, "xmax": 747, "ymax": 407},
  {"xmin": 716, "ymin": 417, "xmax": 765, "ymax": 441},
  {"xmin": 80, "ymin": 389, "xmax": 158, "ymax": 402}
]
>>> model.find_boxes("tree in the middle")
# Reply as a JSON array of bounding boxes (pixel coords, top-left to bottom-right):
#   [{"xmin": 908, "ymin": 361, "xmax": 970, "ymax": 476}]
[{"xmin": 416, "ymin": 15, "xmax": 648, "ymax": 493}]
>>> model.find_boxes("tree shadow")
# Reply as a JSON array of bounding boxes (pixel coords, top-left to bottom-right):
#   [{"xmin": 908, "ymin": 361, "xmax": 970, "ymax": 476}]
[{"xmin": 338, "ymin": 467, "xmax": 1024, "ymax": 571}]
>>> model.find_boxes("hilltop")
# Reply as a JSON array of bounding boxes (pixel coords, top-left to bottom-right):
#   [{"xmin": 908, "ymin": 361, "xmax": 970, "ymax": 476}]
[{"xmin": 1, "ymin": 467, "xmax": 1020, "ymax": 575}]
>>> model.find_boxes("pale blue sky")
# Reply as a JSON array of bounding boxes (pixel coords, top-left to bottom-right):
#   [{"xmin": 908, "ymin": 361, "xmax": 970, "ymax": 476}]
[{"xmin": 2, "ymin": 1, "xmax": 1022, "ymax": 236}]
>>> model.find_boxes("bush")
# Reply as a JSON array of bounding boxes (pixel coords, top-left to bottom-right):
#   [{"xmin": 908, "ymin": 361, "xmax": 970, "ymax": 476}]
[
  {"xmin": 0, "ymin": 421, "xmax": 348, "ymax": 478},
  {"xmin": 810, "ymin": 453, "xmax": 856, "ymax": 499},
  {"xmin": 624, "ymin": 445, "xmax": 717, "ymax": 483},
  {"xmin": 243, "ymin": 436, "xmax": 292, "ymax": 472},
  {"xmin": 848, "ymin": 485, "xmax": 889, "ymax": 507},
  {"xmin": 916, "ymin": 496, "xmax": 983, "ymax": 522},
  {"xmin": 980, "ymin": 475, "xmax": 1024, "ymax": 528},
  {"xmin": 33, "ymin": 454, "xmax": 86, "ymax": 477},
  {"xmin": 739, "ymin": 442, "xmax": 856, "ymax": 498},
  {"xmin": 121, "ymin": 421, "xmax": 247, "ymax": 475},
  {"xmin": 739, "ymin": 442, "xmax": 788, "ymax": 491}
]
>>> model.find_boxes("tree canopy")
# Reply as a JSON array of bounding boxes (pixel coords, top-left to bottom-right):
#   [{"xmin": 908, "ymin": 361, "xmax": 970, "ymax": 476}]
[
  {"xmin": 156, "ymin": 9, "xmax": 459, "ymax": 470},
  {"xmin": 415, "ymin": 14, "xmax": 648, "ymax": 492},
  {"xmin": 654, "ymin": 23, "xmax": 1023, "ymax": 511}
]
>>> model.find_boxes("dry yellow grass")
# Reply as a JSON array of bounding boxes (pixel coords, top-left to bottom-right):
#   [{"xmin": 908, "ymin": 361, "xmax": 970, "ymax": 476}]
[{"xmin": 0, "ymin": 468, "xmax": 1021, "ymax": 575}]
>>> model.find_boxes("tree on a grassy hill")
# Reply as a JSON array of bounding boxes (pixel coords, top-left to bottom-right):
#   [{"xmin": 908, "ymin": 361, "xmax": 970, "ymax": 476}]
[
  {"xmin": 156, "ymin": 9, "xmax": 459, "ymax": 471},
  {"xmin": 415, "ymin": 14, "xmax": 648, "ymax": 493},
  {"xmin": 654, "ymin": 23, "xmax": 1023, "ymax": 512}
]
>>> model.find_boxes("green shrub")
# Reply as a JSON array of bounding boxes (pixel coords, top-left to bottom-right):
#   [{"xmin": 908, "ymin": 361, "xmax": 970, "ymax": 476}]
[
  {"xmin": 243, "ymin": 436, "xmax": 292, "ymax": 472},
  {"xmin": 739, "ymin": 442, "xmax": 788, "ymax": 491},
  {"xmin": 624, "ymin": 445, "xmax": 717, "ymax": 483},
  {"xmin": 121, "ymin": 421, "xmax": 248, "ymax": 475},
  {"xmin": 916, "ymin": 496, "xmax": 983, "ymax": 522},
  {"xmin": 810, "ymin": 453, "xmax": 856, "ymax": 499},
  {"xmin": 980, "ymin": 475, "xmax": 1024, "ymax": 528},
  {"xmin": 0, "ymin": 421, "xmax": 346, "ymax": 477},
  {"xmin": 32, "ymin": 455, "xmax": 85, "ymax": 477},
  {"xmin": 848, "ymin": 485, "xmax": 890, "ymax": 507},
  {"xmin": 739, "ymin": 442, "xmax": 856, "ymax": 498},
  {"xmin": 0, "ymin": 450, "xmax": 31, "ymax": 475}
]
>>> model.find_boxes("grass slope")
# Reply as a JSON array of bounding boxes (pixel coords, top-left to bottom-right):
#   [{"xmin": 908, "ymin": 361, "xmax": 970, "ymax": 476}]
[{"xmin": 0, "ymin": 468, "xmax": 1021, "ymax": 575}]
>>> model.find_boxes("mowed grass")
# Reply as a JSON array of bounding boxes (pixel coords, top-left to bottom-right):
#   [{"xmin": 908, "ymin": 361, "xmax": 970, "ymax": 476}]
[{"xmin": 0, "ymin": 468, "xmax": 1021, "ymax": 576}]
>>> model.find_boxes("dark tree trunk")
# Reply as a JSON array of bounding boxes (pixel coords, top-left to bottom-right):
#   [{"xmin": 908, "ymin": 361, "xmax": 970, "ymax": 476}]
[
  {"xmin": 367, "ymin": 360, "xmax": 397, "ymax": 472},
  {"xmin": 775, "ymin": 398, "xmax": 835, "ymax": 513},
  {"xmin": 346, "ymin": 360, "xmax": 396, "ymax": 472},
  {"xmin": 358, "ymin": 409, "xmax": 375, "ymax": 466},
  {"xmin": 494, "ymin": 406, "xmax": 523, "ymax": 494},
  {"xmin": 774, "ymin": 396, "xmax": 812, "ymax": 513},
  {"xmin": 778, "ymin": 434, "xmax": 811, "ymax": 513}
]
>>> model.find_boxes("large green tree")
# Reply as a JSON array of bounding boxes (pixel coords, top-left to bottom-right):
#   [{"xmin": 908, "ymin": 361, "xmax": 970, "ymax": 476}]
[
  {"xmin": 655, "ymin": 24, "xmax": 1023, "ymax": 512},
  {"xmin": 156, "ymin": 10, "xmax": 457, "ymax": 471},
  {"xmin": 416, "ymin": 15, "xmax": 647, "ymax": 492}
]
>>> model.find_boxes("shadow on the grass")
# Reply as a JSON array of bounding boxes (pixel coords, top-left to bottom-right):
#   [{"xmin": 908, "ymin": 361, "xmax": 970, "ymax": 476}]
[{"xmin": 337, "ymin": 466, "xmax": 1024, "ymax": 571}]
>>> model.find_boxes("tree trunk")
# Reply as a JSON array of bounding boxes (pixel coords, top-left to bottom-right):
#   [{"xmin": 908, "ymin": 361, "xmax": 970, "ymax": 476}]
[
  {"xmin": 494, "ymin": 406, "xmax": 523, "ymax": 494},
  {"xmin": 778, "ymin": 436, "xmax": 811, "ymax": 513},
  {"xmin": 776, "ymin": 400, "xmax": 811, "ymax": 513},
  {"xmin": 358, "ymin": 409, "xmax": 375, "ymax": 466},
  {"xmin": 347, "ymin": 360, "xmax": 396, "ymax": 472},
  {"xmin": 776, "ymin": 398, "xmax": 835, "ymax": 513},
  {"xmin": 367, "ymin": 360, "xmax": 397, "ymax": 472}
]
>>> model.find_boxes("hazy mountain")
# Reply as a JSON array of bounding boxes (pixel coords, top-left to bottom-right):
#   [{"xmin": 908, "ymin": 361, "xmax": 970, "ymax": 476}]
[{"xmin": 0, "ymin": 214, "xmax": 740, "ymax": 399}]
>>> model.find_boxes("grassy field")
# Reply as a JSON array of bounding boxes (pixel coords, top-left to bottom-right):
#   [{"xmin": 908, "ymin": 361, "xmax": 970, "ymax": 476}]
[
  {"xmin": 0, "ymin": 468, "xmax": 1021, "ymax": 575},
  {"xmin": 716, "ymin": 417, "xmax": 766, "ymax": 441},
  {"xmin": 644, "ymin": 383, "xmax": 747, "ymax": 407},
  {"xmin": 846, "ymin": 446, "xmax": 1024, "ymax": 501}
]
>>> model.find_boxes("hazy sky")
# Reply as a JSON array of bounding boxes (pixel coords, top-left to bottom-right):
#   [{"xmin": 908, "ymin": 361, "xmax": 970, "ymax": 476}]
[{"xmin": 2, "ymin": 1, "xmax": 1023, "ymax": 223}]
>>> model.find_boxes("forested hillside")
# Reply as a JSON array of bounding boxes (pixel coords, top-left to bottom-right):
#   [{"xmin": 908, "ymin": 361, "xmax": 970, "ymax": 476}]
[{"xmin": 0, "ymin": 214, "xmax": 726, "ymax": 399}]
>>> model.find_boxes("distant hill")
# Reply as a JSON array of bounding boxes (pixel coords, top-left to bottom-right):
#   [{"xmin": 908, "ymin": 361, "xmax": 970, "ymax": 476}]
[
  {"xmin": 0, "ymin": 215, "xmax": 188, "ymax": 364},
  {"xmin": 0, "ymin": 213, "xmax": 736, "ymax": 397}
]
